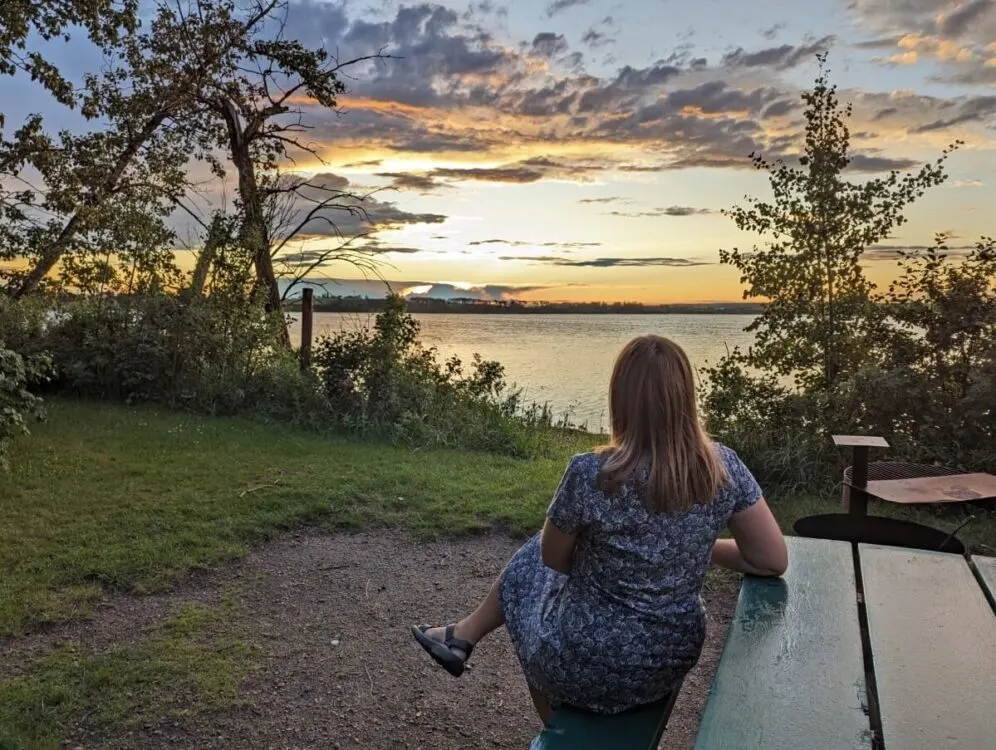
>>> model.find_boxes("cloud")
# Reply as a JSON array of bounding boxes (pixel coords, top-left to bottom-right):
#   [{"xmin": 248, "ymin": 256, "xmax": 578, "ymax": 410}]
[
  {"xmin": 863, "ymin": 243, "xmax": 977, "ymax": 261},
  {"xmin": 937, "ymin": 0, "xmax": 995, "ymax": 37},
  {"xmin": 498, "ymin": 255, "xmax": 572, "ymax": 263},
  {"xmin": 469, "ymin": 239, "xmax": 601, "ymax": 248},
  {"xmin": 722, "ymin": 36, "xmax": 835, "ymax": 70},
  {"xmin": 376, "ymin": 171, "xmax": 452, "ymax": 192},
  {"xmin": 761, "ymin": 24, "xmax": 785, "ymax": 41},
  {"xmin": 265, "ymin": 2, "xmax": 990, "ymax": 182},
  {"xmin": 582, "ymin": 20, "xmax": 616, "ymax": 48},
  {"xmin": 607, "ymin": 206, "xmax": 714, "ymax": 217},
  {"xmin": 546, "ymin": 0, "xmax": 592, "ymax": 18},
  {"xmin": 406, "ymin": 282, "xmax": 550, "ymax": 299},
  {"xmin": 510, "ymin": 256, "xmax": 711, "ymax": 268},
  {"xmin": 428, "ymin": 157, "xmax": 606, "ymax": 185},
  {"xmin": 342, "ymin": 159, "xmax": 384, "ymax": 168},
  {"xmin": 532, "ymin": 32, "xmax": 568, "ymax": 57},
  {"xmin": 849, "ymin": 0, "xmax": 996, "ymax": 80},
  {"xmin": 430, "ymin": 166, "xmax": 544, "ymax": 183},
  {"xmin": 949, "ymin": 178, "xmax": 984, "ymax": 187},
  {"xmin": 847, "ymin": 154, "xmax": 920, "ymax": 171},
  {"xmin": 289, "ymin": 173, "xmax": 448, "ymax": 238},
  {"xmin": 578, "ymin": 196, "xmax": 626, "ymax": 204}
]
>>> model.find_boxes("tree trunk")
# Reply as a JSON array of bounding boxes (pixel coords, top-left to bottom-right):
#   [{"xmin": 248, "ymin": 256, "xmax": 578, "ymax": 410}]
[
  {"xmin": 12, "ymin": 112, "xmax": 167, "ymax": 298},
  {"xmin": 219, "ymin": 99, "xmax": 290, "ymax": 348},
  {"xmin": 187, "ymin": 213, "xmax": 229, "ymax": 298}
]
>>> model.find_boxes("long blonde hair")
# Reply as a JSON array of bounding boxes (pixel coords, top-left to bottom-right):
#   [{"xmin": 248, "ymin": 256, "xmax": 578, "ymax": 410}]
[{"xmin": 597, "ymin": 335, "xmax": 726, "ymax": 512}]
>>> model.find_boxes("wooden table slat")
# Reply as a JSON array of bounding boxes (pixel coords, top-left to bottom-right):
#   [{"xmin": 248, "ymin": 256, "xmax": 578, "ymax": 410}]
[
  {"xmin": 859, "ymin": 544, "xmax": 996, "ymax": 750},
  {"xmin": 973, "ymin": 555, "xmax": 996, "ymax": 612},
  {"xmin": 693, "ymin": 537, "xmax": 872, "ymax": 750}
]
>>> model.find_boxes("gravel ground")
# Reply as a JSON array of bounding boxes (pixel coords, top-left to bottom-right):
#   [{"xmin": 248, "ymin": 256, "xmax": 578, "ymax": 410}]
[{"xmin": 6, "ymin": 531, "xmax": 736, "ymax": 749}]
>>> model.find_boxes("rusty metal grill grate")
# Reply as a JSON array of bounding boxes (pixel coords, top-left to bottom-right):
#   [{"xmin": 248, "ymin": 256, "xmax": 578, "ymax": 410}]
[{"xmin": 844, "ymin": 461, "xmax": 962, "ymax": 484}]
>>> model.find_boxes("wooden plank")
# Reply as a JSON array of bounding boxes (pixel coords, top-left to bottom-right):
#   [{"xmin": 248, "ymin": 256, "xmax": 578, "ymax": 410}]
[
  {"xmin": 971, "ymin": 555, "xmax": 996, "ymax": 613},
  {"xmin": 693, "ymin": 537, "xmax": 872, "ymax": 750},
  {"xmin": 859, "ymin": 544, "xmax": 996, "ymax": 750},
  {"xmin": 833, "ymin": 435, "xmax": 890, "ymax": 448},
  {"xmin": 865, "ymin": 473, "xmax": 996, "ymax": 504}
]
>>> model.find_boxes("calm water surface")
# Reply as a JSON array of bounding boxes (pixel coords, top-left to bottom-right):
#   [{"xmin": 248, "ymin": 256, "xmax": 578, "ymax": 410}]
[{"xmin": 288, "ymin": 313, "xmax": 756, "ymax": 432}]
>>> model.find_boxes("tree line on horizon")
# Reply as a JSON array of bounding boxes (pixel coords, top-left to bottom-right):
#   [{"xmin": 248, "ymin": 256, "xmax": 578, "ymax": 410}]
[{"xmin": 287, "ymin": 295, "xmax": 767, "ymax": 315}]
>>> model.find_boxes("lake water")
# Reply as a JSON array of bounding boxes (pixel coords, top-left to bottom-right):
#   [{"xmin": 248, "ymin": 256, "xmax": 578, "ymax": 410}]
[{"xmin": 287, "ymin": 313, "xmax": 757, "ymax": 432}]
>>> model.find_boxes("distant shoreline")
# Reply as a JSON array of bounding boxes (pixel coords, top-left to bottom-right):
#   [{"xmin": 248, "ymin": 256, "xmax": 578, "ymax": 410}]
[{"xmin": 284, "ymin": 297, "xmax": 764, "ymax": 316}]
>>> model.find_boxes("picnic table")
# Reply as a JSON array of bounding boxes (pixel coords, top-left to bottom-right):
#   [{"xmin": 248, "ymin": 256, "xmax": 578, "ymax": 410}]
[{"xmin": 693, "ymin": 536, "xmax": 996, "ymax": 750}]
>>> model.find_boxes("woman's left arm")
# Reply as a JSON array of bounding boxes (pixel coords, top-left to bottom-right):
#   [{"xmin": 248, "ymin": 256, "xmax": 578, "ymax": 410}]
[{"xmin": 540, "ymin": 518, "xmax": 577, "ymax": 574}]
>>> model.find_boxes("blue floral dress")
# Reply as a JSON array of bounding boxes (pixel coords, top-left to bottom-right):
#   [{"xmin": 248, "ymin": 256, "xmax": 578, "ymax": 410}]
[{"xmin": 498, "ymin": 445, "xmax": 762, "ymax": 714}]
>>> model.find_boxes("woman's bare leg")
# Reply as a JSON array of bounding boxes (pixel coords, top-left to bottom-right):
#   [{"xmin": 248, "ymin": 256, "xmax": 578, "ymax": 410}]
[
  {"xmin": 528, "ymin": 684, "xmax": 554, "ymax": 726},
  {"xmin": 421, "ymin": 572, "xmax": 505, "ymax": 657}
]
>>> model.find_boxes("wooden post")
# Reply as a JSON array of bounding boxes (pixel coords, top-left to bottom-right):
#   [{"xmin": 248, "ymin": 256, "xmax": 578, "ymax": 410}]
[
  {"xmin": 299, "ymin": 287, "xmax": 314, "ymax": 372},
  {"xmin": 832, "ymin": 435, "xmax": 889, "ymax": 516}
]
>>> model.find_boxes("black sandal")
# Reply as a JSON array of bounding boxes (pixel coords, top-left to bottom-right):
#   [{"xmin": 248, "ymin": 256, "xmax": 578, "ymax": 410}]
[{"xmin": 410, "ymin": 624, "xmax": 475, "ymax": 677}]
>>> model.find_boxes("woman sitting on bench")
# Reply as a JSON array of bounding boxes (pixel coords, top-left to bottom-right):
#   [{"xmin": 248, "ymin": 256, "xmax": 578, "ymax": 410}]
[{"xmin": 411, "ymin": 335, "xmax": 788, "ymax": 723}]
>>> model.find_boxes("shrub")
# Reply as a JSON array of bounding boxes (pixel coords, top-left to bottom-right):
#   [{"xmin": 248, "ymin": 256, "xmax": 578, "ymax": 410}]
[
  {"xmin": 2, "ymin": 291, "xmax": 326, "ymax": 426},
  {"xmin": 312, "ymin": 294, "xmax": 537, "ymax": 455},
  {"xmin": 0, "ymin": 342, "xmax": 48, "ymax": 469}
]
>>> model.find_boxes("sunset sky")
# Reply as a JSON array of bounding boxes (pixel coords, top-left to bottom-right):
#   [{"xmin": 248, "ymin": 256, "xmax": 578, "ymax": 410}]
[{"xmin": 6, "ymin": 0, "xmax": 996, "ymax": 302}]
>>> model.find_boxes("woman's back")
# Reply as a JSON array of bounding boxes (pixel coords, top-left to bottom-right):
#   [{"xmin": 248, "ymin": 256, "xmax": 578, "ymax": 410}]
[{"xmin": 547, "ymin": 446, "xmax": 761, "ymax": 659}]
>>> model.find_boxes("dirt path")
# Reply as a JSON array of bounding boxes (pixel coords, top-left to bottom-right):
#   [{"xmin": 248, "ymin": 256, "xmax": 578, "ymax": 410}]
[{"xmin": 10, "ymin": 531, "xmax": 737, "ymax": 749}]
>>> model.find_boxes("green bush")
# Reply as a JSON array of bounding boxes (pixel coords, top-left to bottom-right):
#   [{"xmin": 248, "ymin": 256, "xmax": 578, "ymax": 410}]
[
  {"xmin": 2, "ymin": 292, "xmax": 327, "ymax": 426},
  {"xmin": 313, "ymin": 294, "xmax": 539, "ymax": 455},
  {"xmin": 0, "ymin": 342, "xmax": 48, "ymax": 469}
]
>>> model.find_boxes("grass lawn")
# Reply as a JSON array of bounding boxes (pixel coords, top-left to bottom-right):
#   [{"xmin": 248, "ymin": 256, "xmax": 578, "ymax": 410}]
[{"xmin": 2, "ymin": 398, "xmax": 994, "ymax": 748}]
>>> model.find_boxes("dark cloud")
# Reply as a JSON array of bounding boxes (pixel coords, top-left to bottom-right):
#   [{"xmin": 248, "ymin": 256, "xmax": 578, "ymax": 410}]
[
  {"xmin": 430, "ymin": 166, "xmax": 544, "ymax": 183},
  {"xmin": 847, "ymin": 154, "xmax": 920, "ymax": 171},
  {"xmin": 546, "ymin": 0, "xmax": 592, "ymax": 18},
  {"xmin": 853, "ymin": 36, "xmax": 901, "ymax": 50},
  {"xmin": 763, "ymin": 99, "xmax": 797, "ymax": 118},
  {"xmin": 376, "ymin": 172, "xmax": 452, "ymax": 192},
  {"xmin": 520, "ymin": 256, "xmax": 710, "ymax": 268},
  {"xmin": 342, "ymin": 159, "xmax": 384, "ymax": 168},
  {"xmin": 291, "ymin": 173, "xmax": 448, "ymax": 238},
  {"xmin": 722, "ymin": 36, "xmax": 835, "ymax": 70},
  {"xmin": 576, "ymin": 63, "xmax": 682, "ymax": 113},
  {"xmin": 532, "ymin": 32, "xmax": 568, "ymax": 57},
  {"xmin": 761, "ymin": 23, "xmax": 785, "ymax": 40},
  {"xmin": 863, "ymin": 243, "xmax": 977, "ymax": 261},
  {"xmin": 498, "ymin": 255, "xmax": 572, "ymax": 263},
  {"xmin": 385, "ymin": 133, "xmax": 487, "ymax": 153},
  {"xmin": 428, "ymin": 157, "xmax": 605, "ymax": 185},
  {"xmin": 582, "ymin": 27, "xmax": 615, "ymax": 48},
  {"xmin": 908, "ymin": 95, "xmax": 996, "ymax": 131},
  {"xmin": 607, "ymin": 206, "xmax": 714, "ymax": 217},
  {"xmin": 936, "ymin": 0, "xmax": 994, "ymax": 37},
  {"xmin": 277, "ymin": 3, "xmax": 964, "ymax": 178}
]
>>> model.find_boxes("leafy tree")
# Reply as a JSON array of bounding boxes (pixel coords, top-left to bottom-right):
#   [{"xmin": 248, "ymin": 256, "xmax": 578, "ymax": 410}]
[
  {"xmin": 703, "ymin": 54, "xmax": 963, "ymax": 487},
  {"xmin": 715, "ymin": 53, "xmax": 959, "ymax": 395},
  {"xmin": 0, "ymin": 0, "xmax": 138, "ymax": 106},
  {"xmin": 4, "ymin": 0, "xmax": 381, "ymax": 345},
  {"xmin": 178, "ymin": 0, "xmax": 385, "ymax": 336},
  {"xmin": 856, "ymin": 235, "xmax": 996, "ymax": 468}
]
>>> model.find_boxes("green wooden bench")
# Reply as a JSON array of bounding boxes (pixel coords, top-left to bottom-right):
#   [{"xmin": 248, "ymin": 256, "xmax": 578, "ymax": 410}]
[
  {"xmin": 693, "ymin": 536, "xmax": 873, "ymax": 750},
  {"xmin": 530, "ymin": 686, "xmax": 681, "ymax": 750}
]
